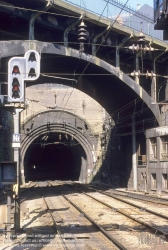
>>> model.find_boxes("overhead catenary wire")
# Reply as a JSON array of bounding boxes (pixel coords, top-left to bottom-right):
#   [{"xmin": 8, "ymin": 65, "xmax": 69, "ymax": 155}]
[
  {"xmin": 53, "ymin": 0, "xmax": 129, "ymax": 125},
  {"xmin": 0, "ymin": 3, "xmax": 88, "ymax": 19},
  {"xmin": 24, "ymin": 77, "xmax": 167, "ymax": 134}
]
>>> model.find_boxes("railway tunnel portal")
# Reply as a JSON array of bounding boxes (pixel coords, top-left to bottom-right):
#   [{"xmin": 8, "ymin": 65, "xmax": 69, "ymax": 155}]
[{"xmin": 0, "ymin": 0, "xmax": 168, "ymax": 191}]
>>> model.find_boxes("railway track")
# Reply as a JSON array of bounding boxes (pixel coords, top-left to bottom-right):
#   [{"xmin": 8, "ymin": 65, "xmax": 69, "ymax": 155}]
[
  {"xmin": 78, "ymin": 184, "xmax": 168, "ymax": 220},
  {"xmin": 1, "ymin": 180, "xmax": 168, "ymax": 249},
  {"xmin": 88, "ymin": 184, "xmax": 168, "ymax": 205},
  {"xmin": 50, "ymin": 181, "xmax": 168, "ymax": 249},
  {"xmin": 1, "ymin": 181, "xmax": 120, "ymax": 249}
]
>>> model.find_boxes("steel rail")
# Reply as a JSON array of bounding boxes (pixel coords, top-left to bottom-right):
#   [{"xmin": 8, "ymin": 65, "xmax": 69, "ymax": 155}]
[
  {"xmin": 88, "ymin": 184, "xmax": 168, "ymax": 206},
  {"xmin": 79, "ymin": 184, "xmax": 168, "ymax": 220},
  {"xmin": 62, "ymin": 194, "xmax": 127, "ymax": 250},
  {"xmin": 112, "ymin": 189, "xmax": 168, "ymax": 203},
  {"xmin": 41, "ymin": 193, "xmax": 68, "ymax": 250},
  {"xmin": 78, "ymin": 188, "xmax": 168, "ymax": 239}
]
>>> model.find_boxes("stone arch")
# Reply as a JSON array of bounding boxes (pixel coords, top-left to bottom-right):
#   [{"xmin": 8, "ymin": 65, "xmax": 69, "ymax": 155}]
[{"xmin": 0, "ymin": 40, "xmax": 160, "ymax": 124}]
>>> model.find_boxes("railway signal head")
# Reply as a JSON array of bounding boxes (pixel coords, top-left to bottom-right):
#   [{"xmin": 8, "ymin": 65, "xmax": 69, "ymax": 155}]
[
  {"xmin": 8, "ymin": 57, "xmax": 26, "ymax": 103},
  {"xmin": 25, "ymin": 50, "xmax": 40, "ymax": 80},
  {"xmin": 8, "ymin": 50, "xmax": 40, "ymax": 103}
]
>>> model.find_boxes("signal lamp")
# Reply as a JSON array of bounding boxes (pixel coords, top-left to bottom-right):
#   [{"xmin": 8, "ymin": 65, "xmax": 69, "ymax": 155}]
[
  {"xmin": 28, "ymin": 52, "xmax": 36, "ymax": 62},
  {"xmin": 28, "ymin": 68, "xmax": 36, "ymax": 77},
  {"xmin": 12, "ymin": 65, "xmax": 20, "ymax": 74}
]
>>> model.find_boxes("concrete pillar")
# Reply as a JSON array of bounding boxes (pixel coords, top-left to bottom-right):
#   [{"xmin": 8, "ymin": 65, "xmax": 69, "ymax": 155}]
[
  {"xmin": 146, "ymin": 138, "xmax": 150, "ymax": 192},
  {"xmin": 165, "ymin": 80, "xmax": 168, "ymax": 101},
  {"xmin": 157, "ymin": 137, "xmax": 161, "ymax": 194},
  {"xmin": 151, "ymin": 77, "xmax": 157, "ymax": 102},
  {"xmin": 116, "ymin": 38, "xmax": 120, "ymax": 70},
  {"xmin": 116, "ymin": 47, "xmax": 120, "ymax": 70},
  {"xmin": 132, "ymin": 116, "xmax": 137, "ymax": 191},
  {"xmin": 135, "ymin": 53, "xmax": 139, "ymax": 85},
  {"xmin": 79, "ymin": 156, "xmax": 86, "ymax": 183}
]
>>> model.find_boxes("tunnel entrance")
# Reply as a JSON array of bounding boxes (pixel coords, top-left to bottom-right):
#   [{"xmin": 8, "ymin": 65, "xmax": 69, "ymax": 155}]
[{"xmin": 24, "ymin": 132, "xmax": 86, "ymax": 182}]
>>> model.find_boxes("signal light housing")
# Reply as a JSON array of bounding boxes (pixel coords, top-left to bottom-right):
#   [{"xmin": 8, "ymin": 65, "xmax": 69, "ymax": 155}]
[
  {"xmin": 12, "ymin": 78, "xmax": 20, "ymax": 98},
  {"xmin": 8, "ymin": 50, "xmax": 40, "ymax": 103},
  {"xmin": 25, "ymin": 50, "xmax": 40, "ymax": 80}
]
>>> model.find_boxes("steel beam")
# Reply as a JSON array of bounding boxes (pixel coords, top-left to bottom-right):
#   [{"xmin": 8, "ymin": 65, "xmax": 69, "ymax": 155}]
[
  {"xmin": 29, "ymin": 0, "xmax": 53, "ymax": 40},
  {"xmin": 64, "ymin": 15, "xmax": 83, "ymax": 47},
  {"xmin": 92, "ymin": 25, "xmax": 110, "ymax": 56}
]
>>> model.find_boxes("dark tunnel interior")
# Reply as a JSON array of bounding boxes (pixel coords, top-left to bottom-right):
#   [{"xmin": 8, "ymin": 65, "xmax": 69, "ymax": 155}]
[{"xmin": 24, "ymin": 133, "xmax": 86, "ymax": 182}]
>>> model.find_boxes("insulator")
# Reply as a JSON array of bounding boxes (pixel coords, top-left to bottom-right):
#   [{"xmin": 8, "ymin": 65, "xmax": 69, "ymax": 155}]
[
  {"xmin": 78, "ymin": 36, "xmax": 86, "ymax": 41},
  {"xmin": 78, "ymin": 21, "xmax": 87, "ymax": 29},
  {"xmin": 78, "ymin": 20, "xmax": 87, "ymax": 42},
  {"xmin": 59, "ymin": 134, "xmax": 61, "ymax": 141},
  {"xmin": 78, "ymin": 32, "xmax": 87, "ymax": 36},
  {"xmin": 130, "ymin": 70, "xmax": 141, "ymax": 78},
  {"xmin": 78, "ymin": 28, "xmax": 87, "ymax": 32},
  {"xmin": 146, "ymin": 71, "xmax": 156, "ymax": 79}
]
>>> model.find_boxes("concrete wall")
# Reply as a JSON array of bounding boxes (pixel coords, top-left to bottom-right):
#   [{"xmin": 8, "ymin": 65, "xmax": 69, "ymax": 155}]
[{"xmin": 146, "ymin": 126, "xmax": 168, "ymax": 193}]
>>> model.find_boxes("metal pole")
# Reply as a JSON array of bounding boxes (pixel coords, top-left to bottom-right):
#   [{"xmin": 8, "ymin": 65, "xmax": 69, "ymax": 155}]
[
  {"xmin": 132, "ymin": 116, "xmax": 137, "ymax": 191},
  {"xmin": 13, "ymin": 108, "xmax": 22, "ymax": 232},
  {"xmin": 6, "ymin": 190, "xmax": 12, "ymax": 242}
]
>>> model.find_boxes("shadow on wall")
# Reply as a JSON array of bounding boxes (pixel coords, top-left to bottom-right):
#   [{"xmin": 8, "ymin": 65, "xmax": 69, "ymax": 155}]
[{"xmin": 91, "ymin": 125, "xmax": 126, "ymax": 188}]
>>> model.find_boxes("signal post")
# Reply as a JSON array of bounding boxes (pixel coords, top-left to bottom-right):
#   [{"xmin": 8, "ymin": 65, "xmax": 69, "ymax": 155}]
[{"xmin": 5, "ymin": 50, "xmax": 40, "ymax": 232}]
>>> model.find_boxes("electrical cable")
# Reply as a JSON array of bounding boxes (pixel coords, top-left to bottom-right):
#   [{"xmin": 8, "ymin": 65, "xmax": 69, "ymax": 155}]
[
  {"xmin": 54, "ymin": 0, "xmax": 129, "ymax": 125},
  {"xmin": 0, "ymin": 3, "xmax": 87, "ymax": 19}
]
